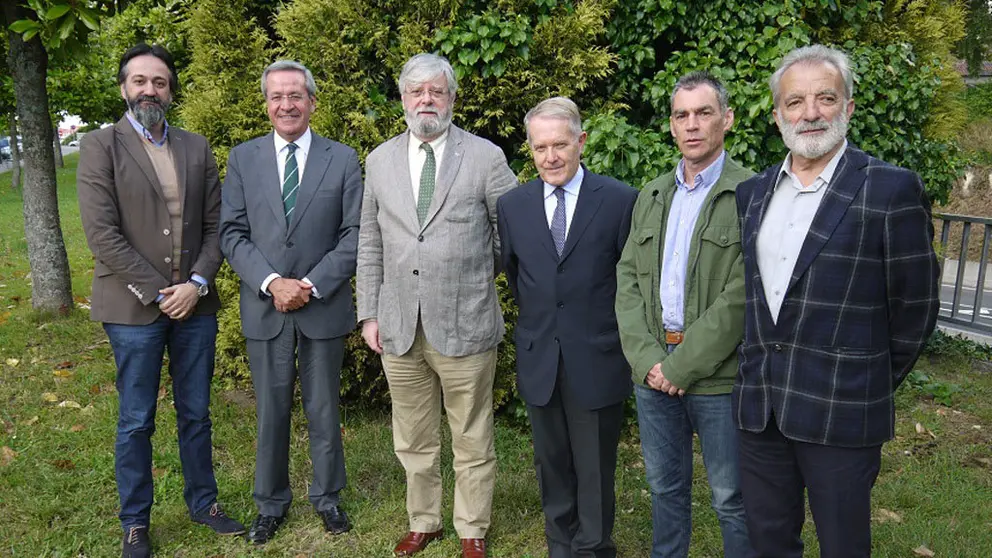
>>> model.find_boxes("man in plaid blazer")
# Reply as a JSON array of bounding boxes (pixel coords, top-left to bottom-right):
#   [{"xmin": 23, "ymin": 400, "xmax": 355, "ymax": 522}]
[{"xmin": 734, "ymin": 45, "xmax": 939, "ymax": 558}]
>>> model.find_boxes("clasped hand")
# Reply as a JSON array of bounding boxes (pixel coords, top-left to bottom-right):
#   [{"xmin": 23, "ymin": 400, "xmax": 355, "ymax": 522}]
[
  {"xmin": 646, "ymin": 362, "xmax": 685, "ymax": 396},
  {"xmin": 269, "ymin": 277, "xmax": 312, "ymax": 312},
  {"xmin": 158, "ymin": 282, "xmax": 199, "ymax": 320}
]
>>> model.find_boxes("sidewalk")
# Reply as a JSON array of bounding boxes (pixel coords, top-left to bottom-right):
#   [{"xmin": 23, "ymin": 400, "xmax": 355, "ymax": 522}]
[{"xmin": 941, "ymin": 259, "xmax": 992, "ymax": 288}]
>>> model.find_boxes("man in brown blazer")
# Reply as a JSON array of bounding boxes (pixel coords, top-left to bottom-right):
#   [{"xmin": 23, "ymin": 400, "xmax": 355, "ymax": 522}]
[
  {"xmin": 77, "ymin": 44, "xmax": 244, "ymax": 558},
  {"xmin": 356, "ymin": 53, "xmax": 517, "ymax": 558}
]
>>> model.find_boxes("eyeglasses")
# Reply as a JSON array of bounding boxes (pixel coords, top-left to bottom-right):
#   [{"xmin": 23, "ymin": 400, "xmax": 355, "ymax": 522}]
[
  {"xmin": 267, "ymin": 93, "xmax": 307, "ymax": 104},
  {"xmin": 404, "ymin": 87, "xmax": 449, "ymax": 100}
]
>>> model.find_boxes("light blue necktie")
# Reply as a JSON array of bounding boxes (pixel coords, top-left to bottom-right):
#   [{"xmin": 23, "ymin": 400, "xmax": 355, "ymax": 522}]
[{"xmin": 551, "ymin": 187, "xmax": 566, "ymax": 257}]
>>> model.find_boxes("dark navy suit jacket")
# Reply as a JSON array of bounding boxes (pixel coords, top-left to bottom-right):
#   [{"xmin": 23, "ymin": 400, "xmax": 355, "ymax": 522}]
[
  {"xmin": 497, "ymin": 168, "xmax": 638, "ymax": 410},
  {"xmin": 734, "ymin": 145, "xmax": 940, "ymax": 447}
]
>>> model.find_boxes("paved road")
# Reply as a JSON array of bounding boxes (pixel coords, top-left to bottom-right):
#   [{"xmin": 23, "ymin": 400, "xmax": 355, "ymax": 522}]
[{"xmin": 0, "ymin": 145, "xmax": 78, "ymax": 173}]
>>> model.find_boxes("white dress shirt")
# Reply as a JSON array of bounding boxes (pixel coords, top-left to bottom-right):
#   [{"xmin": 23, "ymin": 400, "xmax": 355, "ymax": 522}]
[
  {"xmin": 274, "ymin": 127, "xmax": 312, "ymax": 190},
  {"xmin": 543, "ymin": 165, "xmax": 584, "ymax": 238},
  {"xmin": 408, "ymin": 130, "xmax": 448, "ymax": 202},
  {"xmin": 756, "ymin": 140, "xmax": 847, "ymax": 323},
  {"xmin": 261, "ymin": 128, "xmax": 318, "ymax": 297}
]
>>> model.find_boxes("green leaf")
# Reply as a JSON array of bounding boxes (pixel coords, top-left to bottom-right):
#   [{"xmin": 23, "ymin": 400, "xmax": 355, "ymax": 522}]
[
  {"xmin": 22, "ymin": 28, "xmax": 39, "ymax": 42},
  {"xmin": 8, "ymin": 19, "xmax": 41, "ymax": 34},
  {"xmin": 46, "ymin": 4, "xmax": 72, "ymax": 20},
  {"xmin": 57, "ymin": 14, "xmax": 76, "ymax": 40},
  {"xmin": 76, "ymin": 8, "xmax": 99, "ymax": 31}
]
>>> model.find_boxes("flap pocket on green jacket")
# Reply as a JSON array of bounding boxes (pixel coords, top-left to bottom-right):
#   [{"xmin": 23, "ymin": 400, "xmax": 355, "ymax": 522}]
[
  {"xmin": 634, "ymin": 230, "xmax": 654, "ymax": 245},
  {"xmin": 700, "ymin": 225, "xmax": 740, "ymax": 247}
]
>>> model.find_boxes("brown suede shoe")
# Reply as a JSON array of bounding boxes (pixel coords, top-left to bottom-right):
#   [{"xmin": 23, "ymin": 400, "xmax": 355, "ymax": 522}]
[
  {"xmin": 461, "ymin": 538, "xmax": 486, "ymax": 558},
  {"xmin": 393, "ymin": 530, "xmax": 444, "ymax": 556}
]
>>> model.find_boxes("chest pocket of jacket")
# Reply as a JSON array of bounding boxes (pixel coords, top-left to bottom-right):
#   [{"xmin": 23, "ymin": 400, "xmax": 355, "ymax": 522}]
[
  {"xmin": 700, "ymin": 225, "xmax": 740, "ymax": 248},
  {"xmin": 633, "ymin": 229, "xmax": 656, "ymax": 275}
]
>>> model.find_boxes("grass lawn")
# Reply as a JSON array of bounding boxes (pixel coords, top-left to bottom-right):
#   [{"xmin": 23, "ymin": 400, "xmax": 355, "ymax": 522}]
[{"xmin": 1, "ymin": 155, "xmax": 991, "ymax": 557}]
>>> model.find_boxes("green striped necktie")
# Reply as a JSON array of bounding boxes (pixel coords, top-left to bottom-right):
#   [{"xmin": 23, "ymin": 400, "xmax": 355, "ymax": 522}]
[
  {"xmin": 283, "ymin": 142, "xmax": 299, "ymax": 225},
  {"xmin": 417, "ymin": 142, "xmax": 436, "ymax": 225}
]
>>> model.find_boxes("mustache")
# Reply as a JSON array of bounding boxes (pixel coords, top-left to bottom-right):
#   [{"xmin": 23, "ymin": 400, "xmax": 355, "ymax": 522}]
[{"xmin": 795, "ymin": 120, "xmax": 830, "ymax": 133}]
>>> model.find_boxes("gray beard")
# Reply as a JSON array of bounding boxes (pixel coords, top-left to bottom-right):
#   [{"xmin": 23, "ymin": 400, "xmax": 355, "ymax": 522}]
[
  {"xmin": 128, "ymin": 97, "xmax": 168, "ymax": 131},
  {"xmin": 779, "ymin": 111, "xmax": 848, "ymax": 160},
  {"xmin": 405, "ymin": 111, "xmax": 451, "ymax": 140}
]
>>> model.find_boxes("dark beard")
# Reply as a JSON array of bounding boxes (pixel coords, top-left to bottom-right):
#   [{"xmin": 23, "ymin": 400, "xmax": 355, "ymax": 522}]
[{"xmin": 127, "ymin": 95, "xmax": 169, "ymax": 130}]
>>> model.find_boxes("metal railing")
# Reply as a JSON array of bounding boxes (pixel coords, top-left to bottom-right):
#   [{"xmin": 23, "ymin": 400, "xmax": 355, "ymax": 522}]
[{"xmin": 935, "ymin": 212, "xmax": 992, "ymax": 334}]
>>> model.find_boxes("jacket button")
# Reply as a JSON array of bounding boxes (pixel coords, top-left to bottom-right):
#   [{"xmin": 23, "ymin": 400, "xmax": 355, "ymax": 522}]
[
  {"xmin": 163, "ymin": 257, "xmax": 171, "ymax": 264},
  {"xmin": 720, "ymin": 235, "xmax": 727, "ymax": 243},
  {"xmin": 287, "ymin": 241, "xmax": 294, "ymax": 248},
  {"xmin": 413, "ymin": 269, "xmax": 419, "ymax": 276},
  {"xmin": 773, "ymin": 344, "xmax": 783, "ymax": 353},
  {"xmin": 557, "ymin": 266, "xmax": 564, "ymax": 274},
  {"xmin": 418, "ymin": 235, "xmax": 424, "ymax": 242},
  {"xmin": 553, "ymin": 337, "xmax": 559, "ymax": 343},
  {"xmin": 557, "ymin": 302, "xmax": 564, "ymax": 309},
  {"xmin": 163, "ymin": 229, "xmax": 170, "ymax": 236}
]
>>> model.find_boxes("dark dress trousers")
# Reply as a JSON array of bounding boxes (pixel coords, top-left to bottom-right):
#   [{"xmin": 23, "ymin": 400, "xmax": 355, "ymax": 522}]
[
  {"xmin": 734, "ymin": 145, "xmax": 940, "ymax": 557},
  {"xmin": 219, "ymin": 131, "xmax": 363, "ymax": 517},
  {"xmin": 497, "ymin": 168, "xmax": 637, "ymax": 557}
]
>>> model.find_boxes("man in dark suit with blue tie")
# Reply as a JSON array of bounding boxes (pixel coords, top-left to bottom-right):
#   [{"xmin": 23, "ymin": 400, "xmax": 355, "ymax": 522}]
[
  {"xmin": 497, "ymin": 97, "xmax": 637, "ymax": 558},
  {"xmin": 734, "ymin": 45, "xmax": 940, "ymax": 557},
  {"xmin": 220, "ymin": 60, "xmax": 363, "ymax": 544}
]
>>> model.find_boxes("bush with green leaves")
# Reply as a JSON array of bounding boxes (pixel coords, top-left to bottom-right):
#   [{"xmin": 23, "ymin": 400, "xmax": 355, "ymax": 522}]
[{"xmin": 169, "ymin": 0, "xmax": 968, "ymax": 410}]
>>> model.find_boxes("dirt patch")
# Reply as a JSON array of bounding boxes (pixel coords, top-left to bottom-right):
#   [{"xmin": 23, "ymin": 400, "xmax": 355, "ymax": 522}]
[{"xmin": 220, "ymin": 388, "xmax": 254, "ymax": 409}]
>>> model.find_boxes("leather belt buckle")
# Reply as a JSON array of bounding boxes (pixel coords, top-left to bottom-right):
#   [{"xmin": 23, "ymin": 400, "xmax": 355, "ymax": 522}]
[{"xmin": 664, "ymin": 330, "xmax": 684, "ymax": 345}]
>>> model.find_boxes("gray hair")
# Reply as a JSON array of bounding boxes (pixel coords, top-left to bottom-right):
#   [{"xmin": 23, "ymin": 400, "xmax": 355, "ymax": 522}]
[
  {"xmin": 398, "ymin": 53, "xmax": 458, "ymax": 98},
  {"xmin": 261, "ymin": 60, "xmax": 317, "ymax": 98},
  {"xmin": 524, "ymin": 97, "xmax": 583, "ymax": 144},
  {"xmin": 769, "ymin": 45, "xmax": 854, "ymax": 106},
  {"xmin": 670, "ymin": 71, "xmax": 730, "ymax": 114}
]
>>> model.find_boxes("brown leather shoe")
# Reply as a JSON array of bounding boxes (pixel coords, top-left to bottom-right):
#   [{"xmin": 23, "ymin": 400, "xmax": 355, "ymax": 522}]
[
  {"xmin": 461, "ymin": 538, "xmax": 486, "ymax": 558},
  {"xmin": 393, "ymin": 530, "xmax": 443, "ymax": 556}
]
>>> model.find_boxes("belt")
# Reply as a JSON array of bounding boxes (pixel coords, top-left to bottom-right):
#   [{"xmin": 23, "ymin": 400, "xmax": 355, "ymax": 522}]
[{"xmin": 664, "ymin": 330, "xmax": 684, "ymax": 345}]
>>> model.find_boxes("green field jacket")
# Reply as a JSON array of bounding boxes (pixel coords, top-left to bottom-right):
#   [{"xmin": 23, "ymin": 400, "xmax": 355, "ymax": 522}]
[{"xmin": 615, "ymin": 156, "xmax": 754, "ymax": 394}]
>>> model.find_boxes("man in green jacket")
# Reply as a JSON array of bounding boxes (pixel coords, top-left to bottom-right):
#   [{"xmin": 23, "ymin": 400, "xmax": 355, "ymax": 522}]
[{"xmin": 616, "ymin": 72, "xmax": 754, "ymax": 558}]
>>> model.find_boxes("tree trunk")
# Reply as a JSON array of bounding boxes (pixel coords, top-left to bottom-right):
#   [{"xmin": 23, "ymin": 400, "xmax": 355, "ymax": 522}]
[
  {"xmin": 9, "ymin": 112, "xmax": 21, "ymax": 191},
  {"xmin": 3, "ymin": 4, "xmax": 73, "ymax": 314},
  {"xmin": 52, "ymin": 125, "xmax": 63, "ymax": 168}
]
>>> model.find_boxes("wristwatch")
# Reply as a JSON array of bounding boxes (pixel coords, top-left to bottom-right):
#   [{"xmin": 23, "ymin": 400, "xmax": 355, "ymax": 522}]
[{"xmin": 187, "ymin": 279, "xmax": 209, "ymax": 298}]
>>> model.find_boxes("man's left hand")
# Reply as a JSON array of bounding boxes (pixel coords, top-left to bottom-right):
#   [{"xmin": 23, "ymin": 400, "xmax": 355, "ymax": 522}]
[{"xmin": 159, "ymin": 282, "xmax": 199, "ymax": 320}]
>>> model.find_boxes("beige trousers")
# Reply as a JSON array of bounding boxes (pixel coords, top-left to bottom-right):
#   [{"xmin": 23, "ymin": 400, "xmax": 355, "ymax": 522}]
[{"xmin": 382, "ymin": 323, "xmax": 497, "ymax": 539}]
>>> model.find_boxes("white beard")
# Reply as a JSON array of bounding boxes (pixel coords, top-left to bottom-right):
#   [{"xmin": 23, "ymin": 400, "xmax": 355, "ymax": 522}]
[
  {"xmin": 777, "ymin": 109, "xmax": 848, "ymax": 160},
  {"xmin": 405, "ymin": 109, "xmax": 452, "ymax": 139}
]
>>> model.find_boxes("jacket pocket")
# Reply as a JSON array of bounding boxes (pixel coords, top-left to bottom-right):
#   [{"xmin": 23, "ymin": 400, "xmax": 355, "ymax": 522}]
[{"xmin": 700, "ymin": 225, "xmax": 740, "ymax": 247}]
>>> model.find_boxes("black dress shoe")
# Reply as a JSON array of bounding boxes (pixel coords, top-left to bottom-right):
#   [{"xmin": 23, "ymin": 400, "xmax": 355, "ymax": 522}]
[
  {"xmin": 192, "ymin": 502, "xmax": 246, "ymax": 535},
  {"xmin": 247, "ymin": 514, "xmax": 285, "ymax": 544},
  {"xmin": 318, "ymin": 505, "xmax": 351, "ymax": 534},
  {"xmin": 121, "ymin": 525, "xmax": 150, "ymax": 558}
]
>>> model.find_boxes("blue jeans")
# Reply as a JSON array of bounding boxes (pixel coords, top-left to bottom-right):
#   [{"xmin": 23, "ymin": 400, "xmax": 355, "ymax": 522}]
[
  {"xmin": 635, "ymin": 384, "xmax": 752, "ymax": 558},
  {"xmin": 104, "ymin": 314, "xmax": 219, "ymax": 529}
]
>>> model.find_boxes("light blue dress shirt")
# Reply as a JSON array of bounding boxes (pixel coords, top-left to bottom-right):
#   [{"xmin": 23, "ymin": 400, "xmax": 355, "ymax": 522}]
[
  {"xmin": 125, "ymin": 111, "xmax": 169, "ymax": 147},
  {"xmin": 660, "ymin": 151, "xmax": 726, "ymax": 331}
]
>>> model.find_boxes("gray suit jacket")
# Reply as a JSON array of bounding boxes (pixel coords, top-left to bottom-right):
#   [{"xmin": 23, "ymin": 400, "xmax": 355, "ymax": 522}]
[
  {"xmin": 356, "ymin": 125, "xmax": 517, "ymax": 357},
  {"xmin": 77, "ymin": 116, "xmax": 222, "ymax": 325},
  {"xmin": 220, "ymin": 131, "xmax": 363, "ymax": 341}
]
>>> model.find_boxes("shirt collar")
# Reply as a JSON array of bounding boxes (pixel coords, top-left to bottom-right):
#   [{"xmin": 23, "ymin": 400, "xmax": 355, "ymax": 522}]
[
  {"xmin": 274, "ymin": 127, "xmax": 312, "ymax": 156},
  {"xmin": 125, "ymin": 111, "xmax": 169, "ymax": 147},
  {"xmin": 675, "ymin": 150, "xmax": 726, "ymax": 192},
  {"xmin": 544, "ymin": 165, "xmax": 585, "ymax": 199},
  {"xmin": 409, "ymin": 129, "xmax": 449, "ymax": 155},
  {"xmin": 778, "ymin": 139, "xmax": 848, "ymax": 192}
]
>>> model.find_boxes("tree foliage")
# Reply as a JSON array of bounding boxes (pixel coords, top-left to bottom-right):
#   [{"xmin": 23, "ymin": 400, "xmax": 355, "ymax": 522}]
[{"xmin": 959, "ymin": 0, "xmax": 992, "ymax": 75}]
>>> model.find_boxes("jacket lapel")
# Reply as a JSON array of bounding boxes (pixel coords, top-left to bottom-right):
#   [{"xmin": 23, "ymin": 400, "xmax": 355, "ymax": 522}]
[
  {"xmin": 256, "ymin": 133, "xmax": 287, "ymax": 234},
  {"xmin": 393, "ymin": 132, "xmax": 420, "ymax": 230},
  {"xmin": 786, "ymin": 147, "xmax": 868, "ymax": 293},
  {"xmin": 114, "ymin": 116, "xmax": 166, "ymax": 203},
  {"xmin": 560, "ymin": 169, "xmax": 603, "ymax": 262},
  {"xmin": 170, "ymin": 128, "xmax": 188, "ymax": 201},
  {"xmin": 746, "ymin": 164, "xmax": 782, "ymax": 322},
  {"xmin": 422, "ymin": 126, "xmax": 465, "ymax": 230},
  {"xmin": 288, "ymin": 134, "xmax": 332, "ymax": 236},
  {"xmin": 524, "ymin": 179, "xmax": 557, "ymax": 259}
]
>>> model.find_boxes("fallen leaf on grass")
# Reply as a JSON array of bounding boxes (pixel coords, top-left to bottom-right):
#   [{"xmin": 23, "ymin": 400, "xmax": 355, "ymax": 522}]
[
  {"xmin": 973, "ymin": 425, "xmax": 983, "ymax": 430},
  {"xmin": 152, "ymin": 467, "xmax": 167, "ymax": 478},
  {"xmin": 52, "ymin": 459, "xmax": 75, "ymax": 470},
  {"xmin": 55, "ymin": 361, "xmax": 74, "ymax": 370},
  {"xmin": 57, "ymin": 400, "xmax": 82, "ymax": 409},
  {"xmin": 915, "ymin": 422, "xmax": 925, "ymax": 434},
  {"xmin": 5, "ymin": 358, "xmax": 19, "ymax": 367},
  {"xmin": 914, "ymin": 545, "xmax": 935, "ymax": 557},
  {"xmin": 157, "ymin": 387, "xmax": 167, "ymax": 401},
  {"xmin": 80, "ymin": 405, "xmax": 94, "ymax": 414},
  {"xmin": 3, "ymin": 420, "xmax": 13, "ymax": 434},
  {"xmin": 0, "ymin": 312, "xmax": 10, "ymax": 326},
  {"xmin": 41, "ymin": 392, "xmax": 58, "ymax": 403},
  {"xmin": 22, "ymin": 416, "xmax": 38, "ymax": 426},
  {"xmin": 874, "ymin": 508, "xmax": 903, "ymax": 523},
  {"xmin": 935, "ymin": 408, "xmax": 947, "ymax": 416},
  {"xmin": 88, "ymin": 385, "xmax": 101, "ymax": 395},
  {"xmin": 53, "ymin": 369, "xmax": 73, "ymax": 379},
  {"xmin": 0, "ymin": 446, "xmax": 17, "ymax": 466},
  {"xmin": 69, "ymin": 424, "xmax": 84, "ymax": 432}
]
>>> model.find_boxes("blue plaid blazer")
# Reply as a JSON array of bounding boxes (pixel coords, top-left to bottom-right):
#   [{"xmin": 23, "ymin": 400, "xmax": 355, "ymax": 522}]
[{"xmin": 733, "ymin": 146, "xmax": 939, "ymax": 448}]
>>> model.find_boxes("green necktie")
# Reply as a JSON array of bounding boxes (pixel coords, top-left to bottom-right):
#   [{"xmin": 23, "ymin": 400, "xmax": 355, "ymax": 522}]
[
  {"xmin": 417, "ymin": 142, "xmax": 436, "ymax": 225},
  {"xmin": 282, "ymin": 142, "xmax": 299, "ymax": 225}
]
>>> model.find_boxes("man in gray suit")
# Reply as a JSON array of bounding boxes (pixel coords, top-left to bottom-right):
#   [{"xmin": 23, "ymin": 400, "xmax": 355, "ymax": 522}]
[
  {"xmin": 356, "ymin": 53, "xmax": 517, "ymax": 558},
  {"xmin": 219, "ymin": 60, "xmax": 363, "ymax": 544}
]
